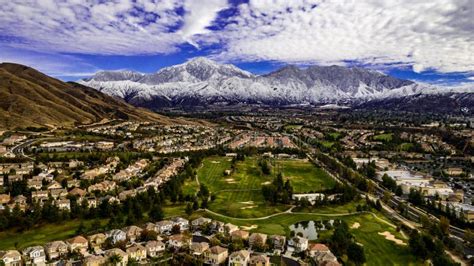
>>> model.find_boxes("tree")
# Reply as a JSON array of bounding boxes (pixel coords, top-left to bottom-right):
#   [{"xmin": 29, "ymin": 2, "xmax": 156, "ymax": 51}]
[
  {"xmin": 149, "ymin": 204, "xmax": 164, "ymax": 221},
  {"xmin": 171, "ymin": 224, "xmax": 181, "ymax": 235},
  {"xmin": 347, "ymin": 242, "xmax": 366, "ymax": 265},
  {"xmin": 185, "ymin": 202, "xmax": 193, "ymax": 216},
  {"xmin": 108, "ymin": 254, "xmax": 122, "ymax": 265},
  {"xmin": 439, "ymin": 216, "xmax": 450, "ymax": 237}
]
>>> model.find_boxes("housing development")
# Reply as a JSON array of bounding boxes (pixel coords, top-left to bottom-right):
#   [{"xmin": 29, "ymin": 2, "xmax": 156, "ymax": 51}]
[{"xmin": 0, "ymin": 108, "xmax": 472, "ymax": 266}]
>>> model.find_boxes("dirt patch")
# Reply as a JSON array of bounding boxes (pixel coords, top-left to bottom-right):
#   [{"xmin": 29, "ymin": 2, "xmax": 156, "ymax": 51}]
[
  {"xmin": 241, "ymin": 225, "xmax": 258, "ymax": 230},
  {"xmin": 351, "ymin": 222, "xmax": 360, "ymax": 229},
  {"xmin": 378, "ymin": 231, "xmax": 407, "ymax": 246}
]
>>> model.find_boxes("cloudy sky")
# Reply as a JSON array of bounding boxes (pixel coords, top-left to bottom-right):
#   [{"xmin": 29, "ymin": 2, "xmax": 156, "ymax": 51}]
[{"xmin": 0, "ymin": 0, "xmax": 473, "ymax": 85}]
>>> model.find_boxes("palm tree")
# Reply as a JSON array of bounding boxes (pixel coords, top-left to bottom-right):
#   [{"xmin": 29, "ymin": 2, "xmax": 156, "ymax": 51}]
[{"xmin": 108, "ymin": 254, "xmax": 122, "ymax": 265}]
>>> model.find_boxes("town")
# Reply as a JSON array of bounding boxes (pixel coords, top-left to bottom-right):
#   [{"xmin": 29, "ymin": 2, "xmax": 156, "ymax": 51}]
[{"xmin": 0, "ymin": 108, "xmax": 472, "ymax": 266}]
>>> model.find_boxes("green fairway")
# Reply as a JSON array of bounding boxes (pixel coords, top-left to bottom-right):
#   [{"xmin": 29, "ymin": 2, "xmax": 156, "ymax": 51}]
[
  {"xmin": 0, "ymin": 219, "xmax": 106, "ymax": 250},
  {"xmin": 276, "ymin": 159, "xmax": 336, "ymax": 192},
  {"xmin": 373, "ymin": 133, "xmax": 394, "ymax": 142}
]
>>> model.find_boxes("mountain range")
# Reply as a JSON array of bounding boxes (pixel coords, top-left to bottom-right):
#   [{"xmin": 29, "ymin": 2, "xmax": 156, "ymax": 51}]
[
  {"xmin": 79, "ymin": 57, "xmax": 473, "ymax": 113},
  {"xmin": 0, "ymin": 63, "xmax": 178, "ymax": 130}
]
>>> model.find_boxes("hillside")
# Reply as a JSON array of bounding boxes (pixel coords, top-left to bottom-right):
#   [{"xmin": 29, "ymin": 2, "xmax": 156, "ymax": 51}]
[{"xmin": 0, "ymin": 63, "xmax": 176, "ymax": 129}]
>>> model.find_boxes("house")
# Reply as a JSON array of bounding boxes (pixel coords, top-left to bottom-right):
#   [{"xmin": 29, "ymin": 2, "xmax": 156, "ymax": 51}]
[
  {"xmin": 231, "ymin": 230, "xmax": 250, "ymax": 241},
  {"xmin": 22, "ymin": 246, "xmax": 46, "ymax": 265},
  {"xmin": 144, "ymin": 222, "xmax": 159, "ymax": 233},
  {"xmin": 156, "ymin": 220, "xmax": 174, "ymax": 234},
  {"xmin": 47, "ymin": 181, "xmax": 62, "ymax": 190},
  {"xmin": 49, "ymin": 188, "xmax": 67, "ymax": 199},
  {"xmin": 122, "ymin": 225, "xmax": 143, "ymax": 243},
  {"xmin": 270, "ymin": 235, "xmax": 286, "ymax": 251},
  {"xmin": 190, "ymin": 242, "xmax": 209, "ymax": 259},
  {"xmin": 126, "ymin": 244, "xmax": 147, "ymax": 262},
  {"xmin": 225, "ymin": 223, "xmax": 239, "ymax": 234},
  {"xmin": 249, "ymin": 233, "xmax": 267, "ymax": 248},
  {"xmin": 31, "ymin": 190, "xmax": 48, "ymax": 203},
  {"xmin": 172, "ymin": 217, "xmax": 189, "ymax": 231},
  {"xmin": 44, "ymin": 240, "xmax": 68, "ymax": 260},
  {"xmin": 27, "ymin": 179, "xmax": 43, "ymax": 190},
  {"xmin": 211, "ymin": 221, "xmax": 225, "ymax": 233},
  {"xmin": 106, "ymin": 229, "xmax": 127, "ymax": 244},
  {"xmin": 145, "ymin": 240, "xmax": 165, "ymax": 257},
  {"xmin": 88, "ymin": 233, "xmax": 106, "ymax": 252},
  {"xmin": 68, "ymin": 187, "xmax": 87, "ymax": 199},
  {"xmin": 118, "ymin": 190, "xmax": 136, "ymax": 201},
  {"xmin": 0, "ymin": 250, "xmax": 22, "ymax": 266},
  {"xmin": 310, "ymin": 244, "xmax": 339, "ymax": 266},
  {"xmin": 228, "ymin": 250, "xmax": 250, "ymax": 266},
  {"xmin": 446, "ymin": 168, "xmax": 464, "ymax": 176},
  {"xmin": 66, "ymin": 235, "xmax": 89, "ymax": 253},
  {"xmin": 86, "ymin": 197, "xmax": 98, "ymax": 208},
  {"xmin": 204, "ymin": 246, "xmax": 228, "ymax": 266},
  {"xmin": 168, "ymin": 234, "xmax": 191, "ymax": 249},
  {"xmin": 55, "ymin": 198, "xmax": 71, "ymax": 210},
  {"xmin": 191, "ymin": 217, "xmax": 212, "ymax": 230},
  {"xmin": 0, "ymin": 194, "xmax": 10, "ymax": 206},
  {"xmin": 287, "ymin": 236, "xmax": 308, "ymax": 253},
  {"xmin": 249, "ymin": 254, "xmax": 270, "ymax": 266},
  {"xmin": 83, "ymin": 255, "xmax": 106, "ymax": 266},
  {"xmin": 104, "ymin": 248, "xmax": 128, "ymax": 266},
  {"xmin": 67, "ymin": 179, "xmax": 81, "ymax": 188}
]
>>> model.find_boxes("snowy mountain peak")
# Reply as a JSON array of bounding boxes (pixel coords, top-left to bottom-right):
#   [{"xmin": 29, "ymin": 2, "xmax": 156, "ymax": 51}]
[{"xmin": 85, "ymin": 70, "xmax": 143, "ymax": 82}]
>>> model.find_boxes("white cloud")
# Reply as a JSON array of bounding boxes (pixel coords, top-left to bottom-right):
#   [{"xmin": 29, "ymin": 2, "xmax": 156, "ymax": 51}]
[
  {"xmin": 179, "ymin": 0, "xmax": 228, "ymax": 47},
  {"xmin": 210, "ymin": 0, "xmax": 474, "ymax": 73}
]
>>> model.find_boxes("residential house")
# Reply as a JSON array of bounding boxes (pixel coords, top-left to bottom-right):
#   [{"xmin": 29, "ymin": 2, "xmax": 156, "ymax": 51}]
[
  {"xmin": 228, "ymin": 250, "xmax": 250, "ymax": 266},
  {"xmin": 0, "ymin": 194, "xmax": 10, "ymax": 207},
  {"xmin": 106, "ymin": 229, "xmax": 127, "ymax": 245},
  {"xmin": 47, "ymin": 181, "xmax": 62, "ymax": 190},
  {"xmin": 55, "ymin": 199, "xmax": 70, "ymax": 211},
  {"xmin": 287, "ymin": 236, "xmax": 308, "ymax": 253},
  {"xmin": 83, "ymin": 255, "xmax": 106, "ymax": 266},
  {"xmin": 190, "ymin": 242, "xmax": 209, "ymax": 259},
  {"xmin": 122, "ymin": 225, "xmax": 143, "ymax": 243},
  {"xmin": 145, "ymin": 241, "xmax": 165, "ymax": 258},
  {"xmin": 31, "ymin": 190, "xmax": 49, "ymax": 203},
  {"xmin": 66, "ymin": 236, "xmax": 88, "ymax": 254},
  {"xmin": 86, "ymin": 197, "xmax": 97, "ymax": 208},
  {"xmin": 118, "ymin": 190, "xmax": 136, "ymax": 201},
  {"xmin": 68, "ymin": 188, "xmax": 86, "ymax": 200},
  {"xmin": 12, "ymin": 195, "xmax": 27, "ymax": 211},
  {"xmin": 0, "ymin": 250, "xmax": 22, "ymax": 266},
  {"xmin": 144, "ymin": 222, "xmax": 159, "ymax": 234},
  {"xmin": 270, "ymin": 235, "xmax": 286, "ymax": 252},
  {"xmin": 168, "ymin": 234, "xmax": 191, "ymax": 250},
  {"xmin": 49, "ymin": 188, "xmax": 67, "ymax": 199},
  {"xmin": 191, "ymin": 217, "xmax": 211, "ymax": 230},
  {"xmin": 225, "ymin": 223, "xmax": 239, "ymax": 234},
  {"xmin": 249, "ymin": 254, "xmax": 270, "ymax": 266},
  {"xmin": 44, "ymin": 240, "xmax": 68, "ymax": 260},
  {"xmin": 22, "ymin": 246, "xmax": 46, "ymax": 265},
  {"xmin": 171, "ymin": 217, "xmax": 189, "ymax": 231},
  {"xmin": 88, "ymin": 233, "xmax": 106, "ymax": 252},
  {"xmin": 126, "ymin": 244, "xmax": 147, "ymax": 262},
  {"xmin": 104, "ymin": 248, "xmax": 128, "ymax": 266},
  {"xmin": 231, "ymin": 230, "xmax": 249, "ymax": 241},
  {"xmin": 203, "ymin": 246, "xmax": 228, "ymax": 266},
  {"xmin": 249, "ymin": 233, "xmax": 267, "ymax": 248},
  {"xmin": 67, "ymin": 179, "xmax": 80, "ymax": 189},
  {"xmin": 27, "ymin": 180, "xmax": 43, "ymax": 190},
  {"xmin": 156, "ymin": 220, "xmax": 174, "ymax": 234}
]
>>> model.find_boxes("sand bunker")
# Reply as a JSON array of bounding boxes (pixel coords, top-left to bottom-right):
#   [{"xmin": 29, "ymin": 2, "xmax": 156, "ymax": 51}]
[
  {"xmin": 241, "ymin": 225, "xmax": 258, "ymax": 230},
  {"xmin": 378, "ymin": 231, "xmax": 407, "ymax": 246},
  {"xmin": 351, "ymin": 222, "xmax": 360, "ymax": 229},
  {"xmin": 211, "ymin": 161, "xmax": 221, "ymax": 164},
  {"xmin": 240, "ymin": 206, "xmax": 256, "ymax": 209},
  {"xmin": 240, "ymin": 201, "xmax": 254, "ymax": 205},
  {"xmin": 225, "ymin": 178, "xmax": 236, "ymax": 184},
  {"xmin": 261, "ymin": 181, "xmax": 271, "ymax": 185}
]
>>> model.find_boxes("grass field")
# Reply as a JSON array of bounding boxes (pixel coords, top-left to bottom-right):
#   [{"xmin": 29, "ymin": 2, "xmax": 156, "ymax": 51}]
[
  {"xmin": 276, "ymin": 159, "xmax": 336, "ymax": 192},
  {"xmin": 192, "ymin": 156, "xmax": 336, "ymax": 218},
  {"xmin": 373, "ymin": 133, "xmax": 394, "ymax": 142},
  {"xmin": 399, "ymin": 142, "xmax": 414, "ymax": 151},
  {"xmin": 0, "ymin": 219, "xmax": 106, "ymax": 250}
]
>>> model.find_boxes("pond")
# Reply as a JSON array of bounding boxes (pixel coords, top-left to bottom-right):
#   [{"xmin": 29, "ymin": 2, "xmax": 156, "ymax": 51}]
[{"xmin": 289, "ymin": 220, "xmax": 335, "ymax": 240}]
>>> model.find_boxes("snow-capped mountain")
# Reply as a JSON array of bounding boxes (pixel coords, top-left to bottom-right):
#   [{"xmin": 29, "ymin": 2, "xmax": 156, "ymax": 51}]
[{"xmin": 79, "ymin": 57, "xmax": 472, "ymax": 109}]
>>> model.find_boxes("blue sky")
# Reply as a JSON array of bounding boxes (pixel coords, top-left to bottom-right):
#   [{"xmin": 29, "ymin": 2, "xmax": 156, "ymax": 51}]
[{"xmin": 0, "ymin": 0, "xmax": 473, "ymax": 87}]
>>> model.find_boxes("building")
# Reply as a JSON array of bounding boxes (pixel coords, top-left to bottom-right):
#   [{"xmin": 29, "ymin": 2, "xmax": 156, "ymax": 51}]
[
  {"xmin": 171, "ymin": 217, "xmax": 189, "ymax": 231},
  {"xmin": 156, "ymin": 220, "xmax": 174, "ymax": 234},
  {"xmin": 168, "ymin": 234, "xmax": 191, "ymax": 249},
  {"xmin": 228, "ymin": 250, "xmax": 250, "ymax": 266},
  {"xmin": 88, "ymin": 233, "xmax": 106, "ymax": 252},
  {"xmin": 270, "ymin": 235, "xmax": 286, "ymax": 251},
  {"xmin": 190, "ymin": 242, "xmax": 209, "ymax": 259},
  {"xmin": 231, "ymin": 230, "xmax": 250, "ymax": 241},
  {"xmin": 191, "ymin": 217, "xmax": 212, "ymax": 229},
  {"xmin": 122, "ymin": 225, "xmax": 143, "ymax": 243},
  {"xmin": 204, "ymin": 246, "xmax": 228, "ymax": 266},
  {"xmin": 104, "ymin": 248, "xmax": 128, "ymax": 266},
  {"xmin": 22, "ymin": 246, "xmax": 46, "ymax": 265},
  {"xmin": 66, "ymin": 235, "xmax": 89, "ymax": 253},
  {"xmin": 44, "ymin": 240, "xmax": 68, "ymax": 260},
  {"xmin": 126, "ymin": 243, "xmax": 147, "ymax": 262},
  {"xmin": 106, "ymin": 229, "xmax": 127, "ymax": 244},
  {"xmin": 0, "ymin": 250, "xmax": 22, "ymax": 266},
  {"xmin": 249, "ymin": 254, "xmax": 270, "ymax": 266},
  {"xmin": 249, "ymin": 233, "xmax": 267, "ymax": 248},
  {"xmin": 309, "ymin": 243, "xmax": 339, "ymax": 266},
  {"xmin": 287, "ymin": 236, "xmax": 309, "ymax": 253},
  {"xmin": 145, "ymin": 241, "xmax": 165, "ymax": 258},
  {"xmin": 83, "ymin": 255, "xmax": 106, "ymax": 266}
]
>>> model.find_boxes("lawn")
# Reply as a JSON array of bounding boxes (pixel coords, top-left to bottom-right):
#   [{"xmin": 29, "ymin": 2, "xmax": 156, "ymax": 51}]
[
  {"xmin": 276, "ymin": 159, "xmax": 336, "ymax": 192},
  {"xmin": 399, "ymin": 142, "xmax": 414, "ymax": 151},
  {"xmin": 0, "ymin": 219, "xmax": 106, "ymax": 250},
  {"xmin": 373, "ymin": 133, "xmax": 394, "ymax": 142},
  {"xmin": 194, "ymin": 156, "xmax": 336, "ymax": 218}
]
